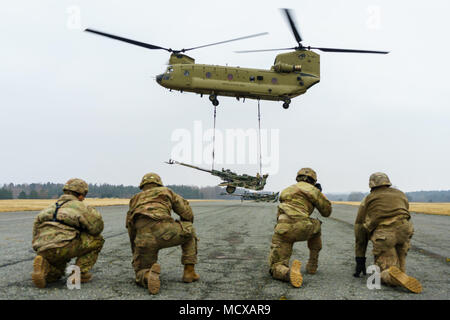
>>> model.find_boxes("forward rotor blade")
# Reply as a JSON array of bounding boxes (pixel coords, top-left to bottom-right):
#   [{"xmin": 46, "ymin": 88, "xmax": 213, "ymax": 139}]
[
  {"xmin": 281, "ymin": 8, "xmax": 302, "ymax": 44},
  {"xmin": 85, "ymin": 28, "xmax": 171, "ymax": 52},
  {"xmin": 309, "ymin": 46, "xmax": 389, "ymax": 54},
  {"xmin": 182, "ymin": 32, "xmax": 269, "ymax": 52},
  {"xmin": 235, "ymin": 47, "xmax": 296, "ymax": 53}
]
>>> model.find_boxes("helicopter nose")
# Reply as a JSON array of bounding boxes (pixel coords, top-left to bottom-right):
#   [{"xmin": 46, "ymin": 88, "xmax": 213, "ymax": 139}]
[{"xmin": 156, "ymin": 74, "xmax": 163, "ymax": 84}]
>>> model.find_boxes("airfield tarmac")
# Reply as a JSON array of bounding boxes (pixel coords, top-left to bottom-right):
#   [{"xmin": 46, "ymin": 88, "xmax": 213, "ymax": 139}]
[{"xmin": 0, "ymin": 201, "xmax": 448, "ymax": 300}]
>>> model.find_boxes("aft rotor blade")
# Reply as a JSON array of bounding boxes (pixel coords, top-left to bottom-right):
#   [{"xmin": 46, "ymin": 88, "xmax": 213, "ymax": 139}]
[
  {"xmin": 182, "ymin": 32, "xmax": 269, "ymax": 52},
  {"xmin": 281, "ymin": 8, "xmax": 302, "ymax": 44},
  {"xmin": 85, "ymin": 28, "xmax": 171, "ymax": 52},
  {"xmin": 309, "ymin": 46, "xmax": 389, "ymax": 54},
  {"xmin": 235, "ymin": 47, "xmax": 296, "ymax": 53}
]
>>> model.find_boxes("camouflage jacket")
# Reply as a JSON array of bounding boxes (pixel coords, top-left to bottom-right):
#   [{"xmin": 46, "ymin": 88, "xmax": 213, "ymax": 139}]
[
  {"xmin": 354, "ymin": 186, "xmax": 411, "ymax": 257},
  {"xmin": 277, "ymin": 181, "xmax": 332, "ymax": 219},
  {"xmin": 126, "ymin": 186, "xmax": 193, "ymax": 228},
  {"xmin": 32, "ymin": 194, "xmax": 104, "ymax": 252}
]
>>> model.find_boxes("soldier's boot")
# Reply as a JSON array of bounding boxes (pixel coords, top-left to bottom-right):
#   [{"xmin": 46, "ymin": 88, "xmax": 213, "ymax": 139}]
[
  {"xmin": 182, "ymin": 264, "xmax": 200, "ymax": 283},
  {"xmin": 147, "ymin": 263, "xmax": 161, "ymax": 295},
  {"xmin": 31, "ymin": 255, "xmax": 50, "ymax": 288},
  {"xmin": 289, "ymin": 260, "xmax": 303, "ymax": 288},
  {"xmin": 387, "ymin": 266, "xmax": 422, "ymax": 294},
  {"xmin": 306, "ymin": 250, "xmax": 320, "ymax": 274}
]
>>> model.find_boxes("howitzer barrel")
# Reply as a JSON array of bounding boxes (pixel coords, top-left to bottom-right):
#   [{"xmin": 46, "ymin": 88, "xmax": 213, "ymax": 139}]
[{"xmin": 166, "ymin": 159, "xmax": 212, "ymax": 173}]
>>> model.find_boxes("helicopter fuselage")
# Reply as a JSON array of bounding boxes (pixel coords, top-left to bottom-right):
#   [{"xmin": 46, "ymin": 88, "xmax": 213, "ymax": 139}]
[{"xmin": 156, "ymin": 50, "xmax": 320, "ymax": 106}]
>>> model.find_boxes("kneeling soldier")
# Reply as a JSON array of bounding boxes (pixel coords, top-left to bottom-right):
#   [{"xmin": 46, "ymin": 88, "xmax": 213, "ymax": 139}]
[
  {"xmin": 126, "ymin": 173, "xmax": 199, "ymax": 295},
  {"xmin": 354, "ymin": 172, "xmax": 422, "ymax": 293},
  {"xmin": 31, "ymin": 178, "xmax": 104, "ymax": 288},
  {"xmin": 269, "ymin": 168, "xmax": 332, "ymax": 287}
]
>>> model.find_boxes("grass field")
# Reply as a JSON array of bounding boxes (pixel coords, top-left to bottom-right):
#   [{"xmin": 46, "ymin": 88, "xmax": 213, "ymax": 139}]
[
  {"xmin": 333, "ymin": 201, "xmax": 450, "ymax": 216},
  {"xmin": 0, "ymin": 198, "xmax": 226, "ymax": 213}
]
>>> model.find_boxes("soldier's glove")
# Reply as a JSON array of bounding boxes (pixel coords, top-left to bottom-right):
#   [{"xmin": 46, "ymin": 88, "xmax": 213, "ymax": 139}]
[
  {"xmin": 180, "ymin": 216, "xmax": 193, "ymax": 223},
  {"xmin": 353, "ymin": 257, "xmax": 367, "ymax": 277},
  {"xmin": 314, "ymin": 183, "xmax": 322, "ymax": 192}
]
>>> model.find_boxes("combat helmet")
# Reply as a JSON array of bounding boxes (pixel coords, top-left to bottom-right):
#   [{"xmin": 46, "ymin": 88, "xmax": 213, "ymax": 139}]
[
  {"xmin": 369, "ymin": 172, "xmax": 392, "ymax": 189},
  {"xmin": 63, "ymin": 178, "xmax": 89, "ymax": 196},
  {"xmin": 140, "ymin": 173, "xmax": 163, "ymax": 189},
  {"xmin": 296, "ymin": 168, "xmax": 317, "ymax": 183}
]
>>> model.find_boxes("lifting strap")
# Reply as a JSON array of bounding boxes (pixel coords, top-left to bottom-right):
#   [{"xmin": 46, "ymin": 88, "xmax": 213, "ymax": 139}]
[
  {"xmin": 257, "ymin": 100, "xmax": 262, "ymax": 175},
  {"xmin": 212, "ymin": 105, "xmax": 217, "ymax": 171}
]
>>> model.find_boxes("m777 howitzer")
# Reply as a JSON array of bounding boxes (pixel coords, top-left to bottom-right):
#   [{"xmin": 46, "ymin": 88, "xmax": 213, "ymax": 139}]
[
  {"xmin": 166, "ymin": 159, "xmax": 268, "ymax": 194},
  {"xmin": 221, "ymin": 191, "xmax": 279, "ymax": 202}
]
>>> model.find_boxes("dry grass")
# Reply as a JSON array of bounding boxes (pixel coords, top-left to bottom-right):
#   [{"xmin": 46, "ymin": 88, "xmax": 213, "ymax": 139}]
[
  {"xmin": 0, "ymin": 198, "xmax": 227, "ymax": 213},
  {"xmin": 332, "ymin": 201, "xmax": 450, "ymax": 216}
]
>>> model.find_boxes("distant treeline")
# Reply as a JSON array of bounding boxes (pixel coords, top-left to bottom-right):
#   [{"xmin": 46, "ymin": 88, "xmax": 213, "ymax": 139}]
[
  {"xmin": 0, "ymin": 183, "xmax": 237, "ymax": 200},
  {"xmin": 326, "ymin": 190, "xmax": 450, "ymax": 202},
  {"xmin": 1, "ymin": 183, "xmax": 449, "ymax": 202}
]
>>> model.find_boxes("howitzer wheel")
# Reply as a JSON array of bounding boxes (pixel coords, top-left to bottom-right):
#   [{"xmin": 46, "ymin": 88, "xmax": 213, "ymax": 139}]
[{"xmin": 226, "ymin": 186, "xmax": 236, "ymax": 194}]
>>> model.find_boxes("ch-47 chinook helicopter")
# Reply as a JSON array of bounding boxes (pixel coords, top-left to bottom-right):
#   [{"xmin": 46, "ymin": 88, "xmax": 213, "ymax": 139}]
[{"xmin": 85, "ymin": 8, "xmax": 388, "ymax": 109}]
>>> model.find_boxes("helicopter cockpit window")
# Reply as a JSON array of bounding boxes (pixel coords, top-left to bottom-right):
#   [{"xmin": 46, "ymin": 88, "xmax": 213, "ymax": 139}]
[
  {"xmin": 166, "ymin": 67, "xmax": 174, "ymax": 74},
  {"xmin": 184, "ymin": 70, "xmax": 190, "ymax": 76}
]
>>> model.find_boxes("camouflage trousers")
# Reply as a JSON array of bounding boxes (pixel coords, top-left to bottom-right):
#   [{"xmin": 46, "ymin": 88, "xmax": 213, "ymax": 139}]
[
  {"xmin": 370, "ymin": 219, "xmax": 414, "ymax": 286},
  {"xmin": 129, "ymin": 216, "xmax": 198, "ymax": 287},
  {"xmin": 37, "ymin": 233, "xmax": 104, "ymax": 282},
  {"xmin": 269, "ymin": 215, "xmax": 322, "ymax": 281}
]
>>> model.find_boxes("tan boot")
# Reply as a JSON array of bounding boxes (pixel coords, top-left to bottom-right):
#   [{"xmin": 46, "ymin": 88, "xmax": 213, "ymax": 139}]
[
  {"xmin": 388, "ymin": 266, "xmax": 422, "ymax": 293},
  {"xmin": 182, "ymin": 264, "xmax": 200, "ymax": 283},
  {"xmin": 31, "ymin": 255, "xmax": 50, "ymax": 288},
  {"xmin": 147, "ymin": 263, "xmax": 161, "ymax": 295},
  {"xmin": 289, "ymin": 260, "xmax": 303, "ymax": 288},
  {"xmin": 306, "ymin": 250, "xmax": 319, "ymax": 274}
]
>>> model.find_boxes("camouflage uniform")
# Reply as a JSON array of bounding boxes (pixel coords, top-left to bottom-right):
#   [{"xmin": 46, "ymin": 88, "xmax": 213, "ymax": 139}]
[
  {"xmin": 126, "ymin": 173, "xmax": 198, "ymax": 289},
  {"xmin": 269, "ymin": 168, "xmax": 332, "ymax": 284},
  {"xmin": 354, "ymin": 172, "xmax": 421, "ymax": 293},
  {"xmin": 32, "ymin": 179, "xmax": 104, "ymax": 286}
]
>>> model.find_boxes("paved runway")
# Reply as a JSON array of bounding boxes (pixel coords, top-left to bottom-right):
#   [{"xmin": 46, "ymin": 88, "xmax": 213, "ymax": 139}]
[{"xmin": 0, "ymin": 201, "xmax": 448, "ymax": 300}]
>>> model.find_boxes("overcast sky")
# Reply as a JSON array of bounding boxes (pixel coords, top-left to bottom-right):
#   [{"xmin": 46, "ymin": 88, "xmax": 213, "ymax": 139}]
[{"xmin": 1, "ymin": 0, "xmax": 449, "ymax": 194}]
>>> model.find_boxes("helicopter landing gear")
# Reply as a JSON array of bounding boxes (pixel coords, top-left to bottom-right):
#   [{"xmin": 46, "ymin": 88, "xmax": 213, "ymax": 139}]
[
  {"xmin": 226, "ymin": 186, "xmax": 236, "ymax": 194},
  {"xmin": 282, "ymin": 98, "xmax": 291, "ymax": 109},
  {"xmin": 209, "ymin": 94, "xmax": 219, "ymax": 106}
]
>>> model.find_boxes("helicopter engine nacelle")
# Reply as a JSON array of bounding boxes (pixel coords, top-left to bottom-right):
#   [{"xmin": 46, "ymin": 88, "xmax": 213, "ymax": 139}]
[{"xmin": 273, "ymin": 62, "xmax": 302, "ymax": 73}]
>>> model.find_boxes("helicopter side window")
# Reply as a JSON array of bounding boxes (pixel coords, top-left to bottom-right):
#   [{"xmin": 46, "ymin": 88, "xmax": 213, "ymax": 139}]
[
  {"xmin": 249, "ymin": 76, "xmax": 255, "ymax": 82},
  {"xmin": 184, "ymin": 70, "xmax": 190, "ymax": 76},
  {"xmin": 206, "ymin": 72, "xmax": 212, "ymax": 78},
  {"xmin": 257, "ymin": 75, "xmax": 264, "ymax": 81}
]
